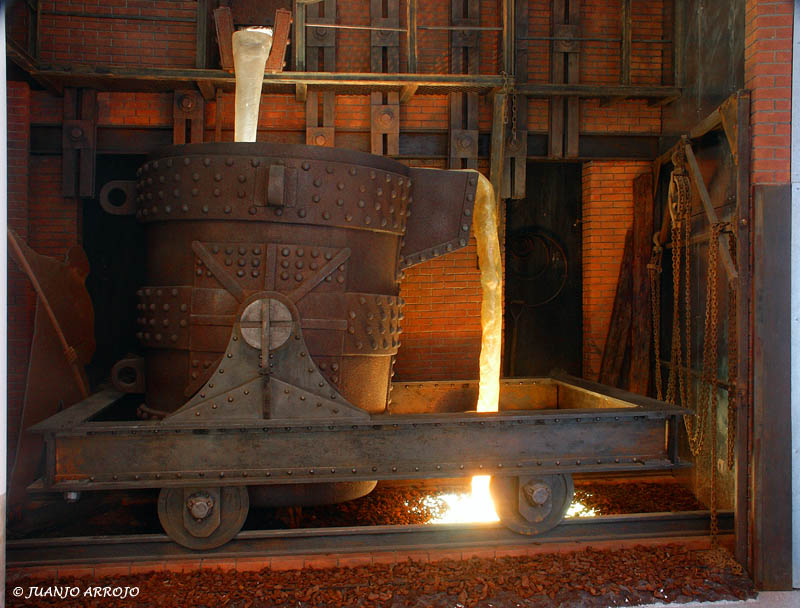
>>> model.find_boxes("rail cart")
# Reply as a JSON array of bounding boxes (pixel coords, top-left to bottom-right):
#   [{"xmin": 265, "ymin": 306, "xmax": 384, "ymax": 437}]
[{"xmin": 33, "ymin": 370, "xmax": 687, "ymax": 549}]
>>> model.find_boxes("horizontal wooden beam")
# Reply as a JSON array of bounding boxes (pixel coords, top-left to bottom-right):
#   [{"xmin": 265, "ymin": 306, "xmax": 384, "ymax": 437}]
[
  {"xmin": 12, "ymin": 49, "xmax": 683, "ymax": 102},
  {"xmin": 30, "ymin": 124, "xmax": 660, "ymax": 161},
  {"xmin": 518, "ymin": 83, "xmax": 681, "ymax": 99}
]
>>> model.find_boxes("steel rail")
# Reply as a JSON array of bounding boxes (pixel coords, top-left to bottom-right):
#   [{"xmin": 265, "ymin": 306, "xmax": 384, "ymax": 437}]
[{"xmin": 8, "ymin": 511, "xmax": 733, "ymax": 567}]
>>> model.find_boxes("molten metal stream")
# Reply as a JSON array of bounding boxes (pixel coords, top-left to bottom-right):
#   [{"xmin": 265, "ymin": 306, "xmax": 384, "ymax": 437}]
[
  {"xmin": 470, "ymin": 172, "xmax": 502, "ymax": 518},
  {"xmin": 232, "ymin": 27, "xmax": 273, "ymax": 142}
]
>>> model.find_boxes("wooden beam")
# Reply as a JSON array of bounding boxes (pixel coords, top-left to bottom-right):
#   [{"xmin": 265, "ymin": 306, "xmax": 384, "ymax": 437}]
[
  {"xmin": 503, "ymin": 0, "xmax": 514, "ymax": 74},
  {"xmin": 599, "ymin": 230, "xmax": 634, "ymax": 387},
  {"xmin": 620, "ymin": 0, "xmax": 631, "ymax": 85},
  {"xmin": 399, "ymin": 84, "xmax": 418, "ymax": 104},
  {"xmin": 688, "ymin": 107, "xmax": 722, "ymax": 140},
  {"xmin": 630, "ymin": 172, "xmax": 654, "ymax": 395},
  {"xmin": 406, "ymin": 0, "xmax": 418, "ymax": 73},
  {"xmin": 519, "ymin": 83, "xmax": 681, "ymax": 99},
  {"xmin": 490, "ymin": 92, "xmax": 507, "ymax": 204},
  {"xmin": 196, "ymin": 80, "xmax": 215, "ymax": 101},
  {"xmin": 195, "ymin": 0, "xmax": 209, "ymax": 69},
  {"xmin": 213, "ymin": 6, "xmax": 234, "ymax": 72},
  {"xmin": 733, "ymin": 88, "xmax": 752, "ymax": 571},
  {"xmin": 673, "ymin": 0, "xmax": 684, "ymax": 86},
  {"xmin": 752, "ymin": 184, "xmax": 793, "ymax": 589},
  {"xmin": 682, "ymin": 141, "xmax": 738, "ymax": 280},
  {"xmin": 294, "ymin": 1, "xmax": 307, "ymax": 71},
  {"xmin": 5, "ymin": 38, "xmax": 61, "ymax": 95}
]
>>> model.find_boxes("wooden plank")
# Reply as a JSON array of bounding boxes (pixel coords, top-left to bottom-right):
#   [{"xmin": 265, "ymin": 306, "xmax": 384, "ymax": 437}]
[
  {"xmin": 752, "ymin": 185, "xmax": 793, "ymax": 589},
  {"xmin": 673, "ymin": 0, "xmax": 684, "ymax": 86},
  {"xmin": 195, "ymin": 0, "xmax": 209, "ymax": 69},
  {"xmin": 400, "ymin": 84, "xmax": 418, "ymax": 104},
  {"xmin": 565, "ymin": 0, "xmax": 580, "ymax": 158},
  {"xmin": 683, "ymin": 141, "xmax": 738, "ymax": 280},
  {"xmin": 490, "ymin": 92, "xmax": 507, "ymax": 205},
  {"xmin": 294, "ymin": 1, "xmax": 306, "ymax": 71},
  {"xmin": 196, "ymin": 79, "xmax": 215, "ymax": 101},
  {"xmin": 733, "ymin": 88, "xmax": 752, "ymax": 570},
  {"xmin": 620, "ymin": 0, "xmax": 631, "ymax": 84},
  {"xmin": 688, "ymin": 107, "xmax": 721, "ymax": 140},
  {"xmin": 629, "ymin": 172, "xmax": 654, "ymax": 395},
  {"xmin": 213, "ymin": 6, "xmax": 235, "ymax": 72},
  {"xmin": 264, "ymin": 9, "xmax": 293, "ymax": 73},
  {"xmin": 719, "ymin": 94, "xmax": 739, "ymax": 164},
  {"xmin": 549, "ymin": 0, "xmax": 565, "ymax": 158},
  {"xmin": 406, "ymin": 0, "xmax": 418, "ymax": 73},
  {"xmin": 598, "ymin": 230, "xmax": 634, "ymax": 387},
  {"xmin": 502, "ymin": 0, "xmax": 513, "ymax": 74}
]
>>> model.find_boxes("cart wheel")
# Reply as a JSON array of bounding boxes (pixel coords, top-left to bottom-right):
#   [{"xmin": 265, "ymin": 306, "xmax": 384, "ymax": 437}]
[
  {"xmin": 158, "ymin": 486, "xmax": 249, "ymax": 550},
  {"xmin": 490, "ymin": 474, "xmax": 573, "ymax": 536}
]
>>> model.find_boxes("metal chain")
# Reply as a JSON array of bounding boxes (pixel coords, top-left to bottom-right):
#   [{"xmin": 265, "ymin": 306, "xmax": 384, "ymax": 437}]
[
  {"xmin": 510, "ymin": 94, "xmax": 518, "ymax": 144},
  {"xmin": 666, "ymin": 148, "xmax": 691, "ymax": 406},
  {"xmin": 726, "ymin": 231, "xmax": 738, "ymax": 469}
]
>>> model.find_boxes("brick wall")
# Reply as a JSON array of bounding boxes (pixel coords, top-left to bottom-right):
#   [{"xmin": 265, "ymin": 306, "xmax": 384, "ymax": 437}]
[
  {"xmin": 7, "ymin": 82, "xmax": 34, "ymax": 460},
  {"xmin": 37, "ymin": 0, "xmax": 197, "ymax": 68},
  {"xmin": 581, "ymin": 160, "xmax": 650, "ymax": 380},
  {"xmin": 28, "ymin": 158, "xmax": 81, "ymax": 259},
  {"xmin": 745, "ymin": 0, "xmax": 792, "ymax": 185},
  {"xmin": 12, "ymin": 0, "xmax": 671, "ymax": 396}
]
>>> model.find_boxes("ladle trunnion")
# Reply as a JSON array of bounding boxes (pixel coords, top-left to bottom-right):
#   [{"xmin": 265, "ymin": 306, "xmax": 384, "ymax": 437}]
[{"xmin": 31, "ymin": 143, "xmax": 688, "ymax": 550}]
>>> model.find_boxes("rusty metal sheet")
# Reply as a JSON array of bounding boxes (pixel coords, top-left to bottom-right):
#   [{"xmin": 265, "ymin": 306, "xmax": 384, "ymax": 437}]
[
  {"xmin": 400, "ymin": 168, "xmax": 477, "ymax": 267},
  {"xmin": 7, "ymin": 233, "xmax": 95, "ymax": 511}
]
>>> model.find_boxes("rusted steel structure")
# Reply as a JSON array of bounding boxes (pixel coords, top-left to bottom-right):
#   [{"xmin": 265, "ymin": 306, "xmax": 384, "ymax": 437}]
[
  {"xmin": 23, "ymin": 141, "xmax": 689, "ymax": 550},
  {"xmin": 114, "ymin": 143, "xmax": 478, "ymax": 417}
]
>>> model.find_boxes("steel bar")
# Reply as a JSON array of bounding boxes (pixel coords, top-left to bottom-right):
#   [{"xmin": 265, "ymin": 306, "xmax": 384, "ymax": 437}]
[{"xmin": 7, "ymin": 511, "xmax": 734, "ymax": 567}]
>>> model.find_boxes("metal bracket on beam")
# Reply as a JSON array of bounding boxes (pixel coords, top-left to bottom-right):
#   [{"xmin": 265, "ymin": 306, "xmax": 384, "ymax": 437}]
[
  {"xmin": 173, "ymin": 90, "xmax": 205, "ymax": 144},
  {"xmin": 306, "ymin": 90, "xmax": 336, "ymax": 147},
  {"xmin": 62, "ymin": 88, "xmax": 97, "ymax": 198}
]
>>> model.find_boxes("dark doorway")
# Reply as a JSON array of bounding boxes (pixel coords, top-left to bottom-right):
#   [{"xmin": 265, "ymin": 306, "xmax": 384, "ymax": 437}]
[
  {"xmin": 82, "ymin": 155, "xmax": 147, "ymax": 389},
  {"xmin": 504, "ymin": 163, "xmax": 582, "ymax": 377}
]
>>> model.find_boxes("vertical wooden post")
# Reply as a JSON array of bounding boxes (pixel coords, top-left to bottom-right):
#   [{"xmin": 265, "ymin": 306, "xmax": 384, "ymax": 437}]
[
  {"xmin": 294, "ymin": 1, "xmax": 307, "ymax": 72},
  {"xmin": 490, "ymin": 93, "xmax": 507, "ymax": 205},
  {"xmin": 503, "ymin": 0, "xmax": 514, "ymax": 75},
  {"xmin": 620, "ymin": 0, "xmax": 632, "ymax": 85},
  {"xmin": 752, "ymin": 185, "xmax": 793, "ymax": 589},
  {"xmin": 565, "ymin": 0, "xmax": 580, "ymax": 158},
  {"xmin": 406, "ymin": 0, "xmax": 418, "ymax": 73},
  {"xmin": 195, "ymin": 0, "xmax": 209, "ymax": 69},
  {"xmin": 549, "ymin": 0, "xmax": 565, "ymax": 158},
  {"xmin": 734, "ymin": 89, "xmax": 752, "ymax": 570},
  {"xmin": 503, "ymin": 0, "xmax": 528, "ymax": 200},
  {"xmin": 629, "ymin": 172, "xmax": 654, "ymax": 395},
  {"xmin": 673, "ymin": 0, "xmax": 684, "ymax": 87}
]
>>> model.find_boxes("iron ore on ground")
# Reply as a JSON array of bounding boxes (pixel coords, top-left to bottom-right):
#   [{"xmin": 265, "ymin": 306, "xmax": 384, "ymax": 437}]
[{"xmin": 7, "ymin": 544, "xmax": 754, "ymax": 608}]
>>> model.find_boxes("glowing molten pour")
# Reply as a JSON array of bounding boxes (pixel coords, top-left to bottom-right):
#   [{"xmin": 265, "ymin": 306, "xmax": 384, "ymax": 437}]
[{"xmin": 471, "ymin": 172, "xmax": 502, "ymax": 521}]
